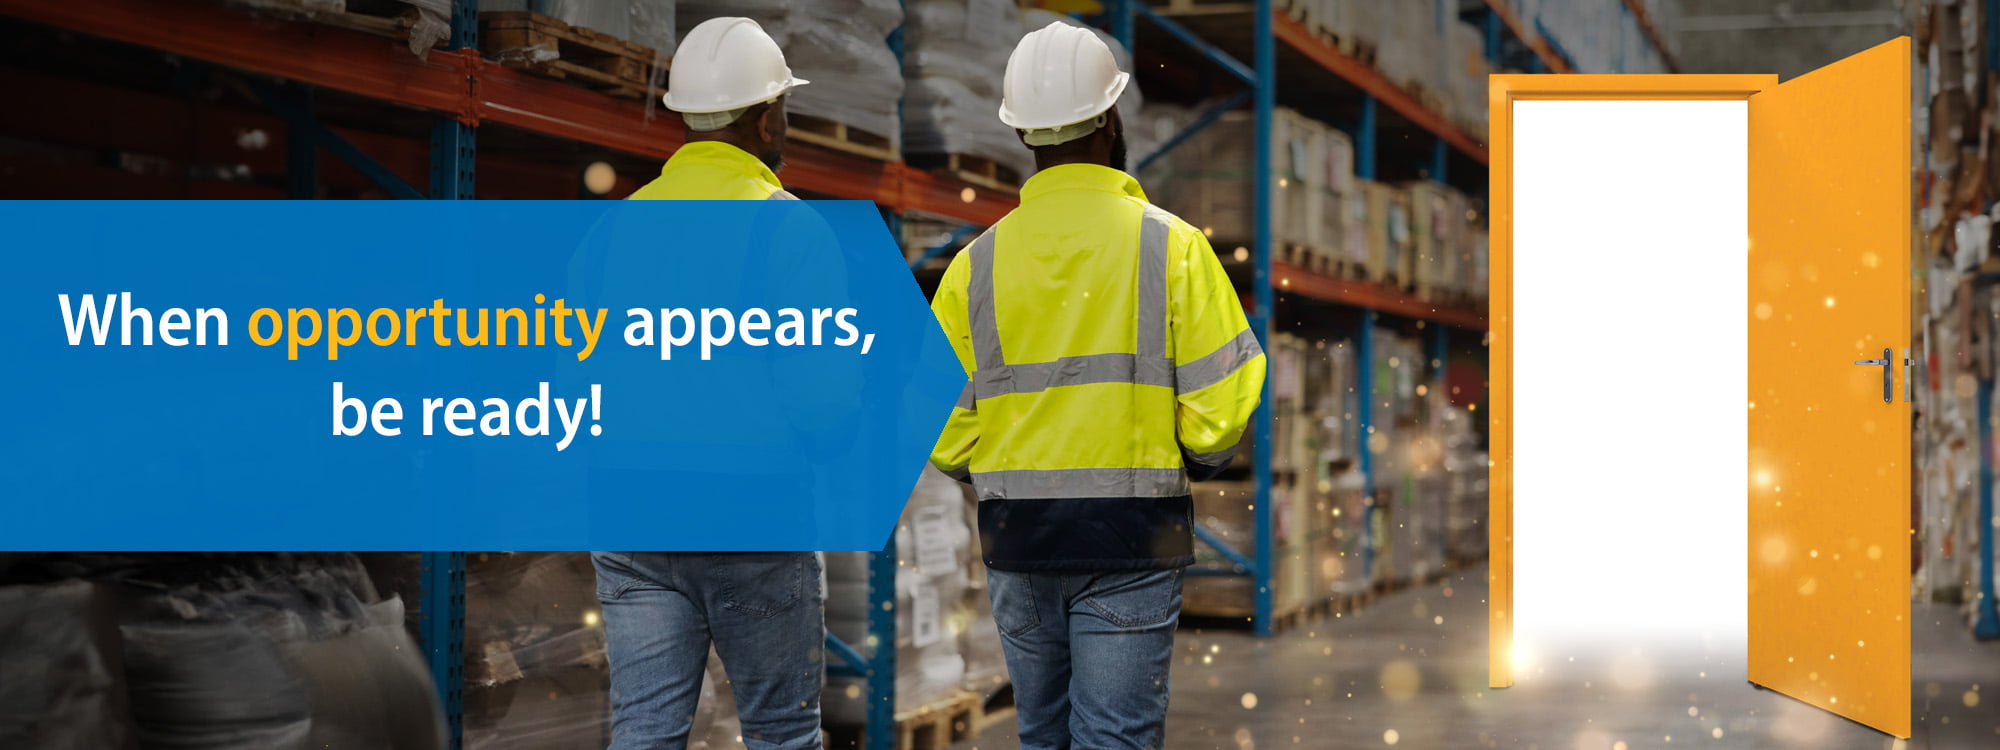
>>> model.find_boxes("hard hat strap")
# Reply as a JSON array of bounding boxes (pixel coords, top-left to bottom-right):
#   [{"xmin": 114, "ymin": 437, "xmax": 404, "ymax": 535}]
[
  {"xmin": 684, "ymin": 106, "xmax": 752, "ymax": 132},
  {"xmin": 1021, "ymin": 113, "xmax": 1109, "ymax": 147}
]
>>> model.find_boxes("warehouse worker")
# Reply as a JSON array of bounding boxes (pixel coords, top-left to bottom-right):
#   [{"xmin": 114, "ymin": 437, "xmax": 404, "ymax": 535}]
[
  {"xmin": 627, "ymin": 16, "xmax": 805, "ymax": 201},
  {"xmin": 592, "ymin": 16, "xmax": 825, "ymax": 750},
  {"xmin": 929, "ymin": 22, "xmax": 1266, "ymax": 750}
]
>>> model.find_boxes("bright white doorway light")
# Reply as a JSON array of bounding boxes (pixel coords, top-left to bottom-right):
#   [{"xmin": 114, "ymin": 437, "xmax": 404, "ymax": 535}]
[{"xmin": 1510, "ymin": 99, "xmax": 1748, "ymax": 668}]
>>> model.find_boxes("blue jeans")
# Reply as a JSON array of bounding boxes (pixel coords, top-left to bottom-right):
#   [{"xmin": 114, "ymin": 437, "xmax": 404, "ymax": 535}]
[
  {"xmin": 985, "ymin": 568, "xmax": 1183, "ymax": 750},
  {"xmin": 592, "ymin": 551, "xmax": 824, "ymax": 750}
]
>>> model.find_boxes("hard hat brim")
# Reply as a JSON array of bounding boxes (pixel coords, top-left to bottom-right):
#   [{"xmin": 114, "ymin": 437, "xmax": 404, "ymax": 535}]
[
  {"xmin": 997, "ymin": 72, "xmax": 1129, "ymax": 131},
  {"xmin": 663, "ymin": 78, "xmax": 810, "ymax": 115}
]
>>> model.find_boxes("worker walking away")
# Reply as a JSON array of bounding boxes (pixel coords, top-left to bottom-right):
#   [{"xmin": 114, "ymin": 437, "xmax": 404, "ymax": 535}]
[
  {"xmin": 929, "ymin": 22, "xmax": 1267, "ymax": 750},
  {"xmin": 593, "ymin": 16, "xmax": 824, "ymax": 750},
  {"xmin": 627, "ymin": 16, "xmax": 805, "ymax": 201}
]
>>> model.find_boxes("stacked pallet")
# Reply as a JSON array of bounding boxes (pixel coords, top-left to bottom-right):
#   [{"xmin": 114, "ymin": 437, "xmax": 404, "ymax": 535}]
[
  {"xmin": 1187, "ymin": 480, "xmax": 1314, "ymax": 619},
  {"xmin": 1529, "ymin": 0, "xmax": 1679, "ymax": 76},
  {"xmin": 1187, "ymin": 332, "xmax": 1372, "ymax": 620},
  {"xmin": 1152, "ymin": 108, "xmax": 1361, "ymax": 274},
  {"xmin": 1442, "ymin": 406, "xmax": 1490, "ymax": 565},
  {"xmin": 825, "ymin": 467, "xmax": 994, "ymax": 737},
  {"xmin": 902, "ymin": 0, "xmax": 1034, "ymax": 186},
  {"xmin": 1278, "ymin": 1, "xmax": 1675, "ymax": 139},
  {"xmin": 223, "ymin": 0, "xmax": 455, "ymax": 57},
  {"xmin": 1403, "ymin": 181, "xmax": 1486, "ymax": 304},
  {"xmin": 1356, "ymin": 179, "xmax": 1412, "ymax": 287},
  {"xmin": 678, "ymin": 0, "xmax": 906, "ymax": 159},
  {"xmin": 1913, "ymin": 0, "xmax": 1999, "ymax": 618},
  {"xmin": 480, "ymin": 2, "xmax": 674, "ymax": 101}
]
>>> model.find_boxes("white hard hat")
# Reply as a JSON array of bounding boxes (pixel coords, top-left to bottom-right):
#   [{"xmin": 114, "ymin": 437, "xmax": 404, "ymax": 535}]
[
  {"xmin": 999, "ymin": 21, "xmax": 1131, "ymax": 134},
  {"xmin": 663, "ymin": 17, "xmax": 809, "ymax": 115}
]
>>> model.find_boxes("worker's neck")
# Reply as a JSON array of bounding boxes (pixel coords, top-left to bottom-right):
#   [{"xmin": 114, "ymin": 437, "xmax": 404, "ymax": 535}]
[
  {"xmin": 686, "ymin": 131, "xmax": 757, "ymax": 155},
  {"xmin": 1034, "ymin": 155, "xmax": 1116, "ymax": 173}
]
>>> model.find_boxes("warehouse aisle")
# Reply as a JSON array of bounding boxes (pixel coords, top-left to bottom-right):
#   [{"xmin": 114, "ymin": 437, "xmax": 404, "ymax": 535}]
[{"xmin": 949, "ymin": 563, "xmax": 1998, "ymax": 749}]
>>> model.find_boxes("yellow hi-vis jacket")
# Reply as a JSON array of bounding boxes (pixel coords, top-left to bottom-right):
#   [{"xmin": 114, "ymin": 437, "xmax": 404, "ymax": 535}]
[
  {"xmin": 626, "ymin": 141, "xmax": 799, "ymax": 201},
  {"xmin": 929, "ymin": 163, "xmax": 1267, "ymax": 571}
]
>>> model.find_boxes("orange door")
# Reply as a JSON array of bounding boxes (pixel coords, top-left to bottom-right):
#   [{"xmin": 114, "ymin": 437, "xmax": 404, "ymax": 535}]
[{"xmin": 1746, "ymin": 37, "xmax": 1911, "ymax": 738}]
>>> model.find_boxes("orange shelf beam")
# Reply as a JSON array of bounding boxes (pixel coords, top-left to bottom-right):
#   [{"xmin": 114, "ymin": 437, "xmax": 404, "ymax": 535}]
[
  {"xmin": 1481, "ymin": 0, "xmax": 1572, "ymax": 74},
  {"xmin": 1273, "ymin": 262, "xmax": 1488, "ymax": 331},
  {"xmin": 0, "ymin": 0, "xmax": 1011, "ymax": 223},
  {"xmin": 1620, "ymin": 0, "xmax": 1682, "ymax": 73},
  {"xmin": 1271, "ymin": 14, "xmax": 1487, "ymax": 165},
  {"xmin": 5, "ymin": 0, "xmax": 1483, "ymax": 330}
]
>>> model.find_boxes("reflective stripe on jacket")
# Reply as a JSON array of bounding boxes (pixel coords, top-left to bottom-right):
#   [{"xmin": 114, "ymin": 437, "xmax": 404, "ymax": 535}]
[
  {"xmin": 626, "ymin": 141, "xmax": 796, "ymax": 200},
  {"xmin": 929, "ymin": 164, "xmax": 1267, "ymax": 571}
]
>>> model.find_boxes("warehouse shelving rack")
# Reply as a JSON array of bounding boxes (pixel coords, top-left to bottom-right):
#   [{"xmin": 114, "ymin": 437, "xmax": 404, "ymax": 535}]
[
  {"xmin": 1097, "ymin": 0, "xmax": 1677, "ymax": 638},
  {"xmin": 0, "ymin": 0, "xmax": 1683, "ymax": 746},
  {"xmin": 0, "ymin": 0, "xmax": 979, "ymax": 747},
  {"xmin": 1960, "ymin": 0, "xmax": 2000, "ymax": 644},
  {"xmin": 1107, "ymin": 0, "xmax": 1504, "ymax": 640},
  {"xmin": 1934, "ymin": 1, "xmax": 2000, "ymax": 644}
]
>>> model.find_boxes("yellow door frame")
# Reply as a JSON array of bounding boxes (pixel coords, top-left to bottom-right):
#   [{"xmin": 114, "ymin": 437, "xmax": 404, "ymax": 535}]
[{"xmin": 1486, "ymin": 74, "xmax": 1777, "ymax": 688}]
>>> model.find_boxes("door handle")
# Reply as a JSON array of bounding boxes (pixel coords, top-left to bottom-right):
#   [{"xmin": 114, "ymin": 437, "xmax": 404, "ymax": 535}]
[{"xmin": 1853, "ymin": 348, "xmax": 1890, "ymax": 403}]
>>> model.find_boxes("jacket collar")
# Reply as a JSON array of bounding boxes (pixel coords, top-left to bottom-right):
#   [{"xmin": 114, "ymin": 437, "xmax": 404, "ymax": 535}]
[
  {"xmin": 662, "ymin": 141, "xmax": 782, "ymax": 188},
  {"xmin": 1019, "ymin": 163, "xmax": 1148, "ymax": 204}
]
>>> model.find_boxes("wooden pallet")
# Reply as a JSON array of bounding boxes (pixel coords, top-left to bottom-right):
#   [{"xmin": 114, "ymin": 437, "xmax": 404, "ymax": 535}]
[
  {"xmin": 479, "ymin": 11, "xmax": 662, "ymax": 100},
  {"xmin": 1276, "ymin": 242, "xmax": 1315, "ymax": 269},
  {"xmin": 892, "ymin": 689, "xmax": 982, "ymax": 750},
  {"xmin": 908, "ymin": 152, "xmax": 1023, "ymax": 194},
  {"xmin": 788, "ymin": 113, "xmax": 900, "ymax": 162},
  {"xmin": 1330, "ymin": 259, "xmax": 1370, "ymax": 282},
  {"xmin": 826, "ymin": 686, "xmax": 1015, "ymax": 750},
  {"xmin": 971, "ymin": 685, "xmax": 1017, "ymax": 735}
]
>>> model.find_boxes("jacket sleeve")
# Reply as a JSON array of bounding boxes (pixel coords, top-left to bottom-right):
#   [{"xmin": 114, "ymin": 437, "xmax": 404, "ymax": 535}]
[
  {"xmin": 927, "ymin": 253, "xmax": 979, "ymax": 483},
  {"xmin": 1168, "ymin": 221, "xmax": 1266, "ymax": 481}
]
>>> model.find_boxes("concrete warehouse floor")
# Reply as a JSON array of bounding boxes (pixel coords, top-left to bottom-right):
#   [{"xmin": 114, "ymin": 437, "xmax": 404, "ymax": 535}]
[{"xmin": 948, "ymin": 563, "xmax": 1998, "ymax": 749}]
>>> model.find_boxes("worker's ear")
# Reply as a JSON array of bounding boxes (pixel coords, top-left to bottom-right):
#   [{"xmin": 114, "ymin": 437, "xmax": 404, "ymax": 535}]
[{"xmin": 758, "ymin": 99, "xmax": 785, "ymax": 143}]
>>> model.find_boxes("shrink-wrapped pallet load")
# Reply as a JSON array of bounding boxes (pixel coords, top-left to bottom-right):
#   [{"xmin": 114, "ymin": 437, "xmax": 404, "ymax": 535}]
[{"xmin": 677, "ymin": 0, "xmax": 905, "ymax": 152}]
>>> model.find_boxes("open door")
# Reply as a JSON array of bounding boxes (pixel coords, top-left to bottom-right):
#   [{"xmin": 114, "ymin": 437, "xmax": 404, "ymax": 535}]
[{"xmin": 1746, "ymin": 37, "xmax": 1911, "ymax": 738}]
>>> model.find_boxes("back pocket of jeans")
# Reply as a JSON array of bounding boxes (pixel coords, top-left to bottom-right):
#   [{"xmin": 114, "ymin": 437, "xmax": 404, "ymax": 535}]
[
  {"xmin": 1082, "ymin": 569, "xmax": 1181, "ymax": 629},
  {"xmin": 985, "ymin": 570, "xmax": 1041, "ymax": 637},
  {"xmin": 713, "ymin": 552, "xmax": 805, "ymax": 618},
  {"xmin": 591, "ymin": 551, "xmax": 643, "ymax": 602}
]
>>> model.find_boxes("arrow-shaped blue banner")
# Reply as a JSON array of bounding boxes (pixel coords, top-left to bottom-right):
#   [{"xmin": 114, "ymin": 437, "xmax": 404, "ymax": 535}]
[{"xmin": 0, "ymin": 200, "xmax": 962, "ymax": 551}]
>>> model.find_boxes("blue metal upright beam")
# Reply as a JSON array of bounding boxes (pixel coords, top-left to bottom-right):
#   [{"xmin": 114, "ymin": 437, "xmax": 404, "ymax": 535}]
[
  {"xmin": 1356, "ymin": 96, "xmax": 1377, "ymax": 180},
  {"xmin": 863, "ymin": 7, "xmax": 908, "ymax": 745},
  {"xmin": 1989, "ymin": 0, "xmax": 1999, "ymax": 74},
  {"xmin": 248, "ymin": 77, "xmax": 424, "ymax": 199},
  {"xmin": 286, "ymin": 84, "xmax": 317, "ymax": 199},
  {"xmin": 430, "ymin": 0, "xmax": 477, "ymax": 200},
  {"xmin": 865, "ymin": 540, "xmax": 899, "ymax": 749},
  {"xmin": 1136, "ymin": 3, "xmax": 1257, "ymax": 87},
  {"xmin": 1978, "ymin": 378, "xmax": 2000, "ymax": 639},
  {"xmin": 1106, "ymin": 0, "xmax": 1134, "ymax": 55},
  {"xmin": 1483, "ymin": 11, "xmax": 1502, "ymax": 66},
  {"xmin": 1432, "ymin": 137, "xmax": 1447, "ymax": 184},
  {"xmin": 1431, "ymin": 326, "xmax": 1448, "ymax": 419},
  {"xmin": 1983, "ymin": 0, "xmax": 2000, "ymax": 641},
  {"xmin": 420, "ymin": 5, "xmax": 476, "ymax": 749},
  {"xmin": 1250, "ymin": 0, "xmax": 1276, "ymax": 638},
  {"xmin": 419, "ymin": 551, "xmax": 466, "ymax": 750}
]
